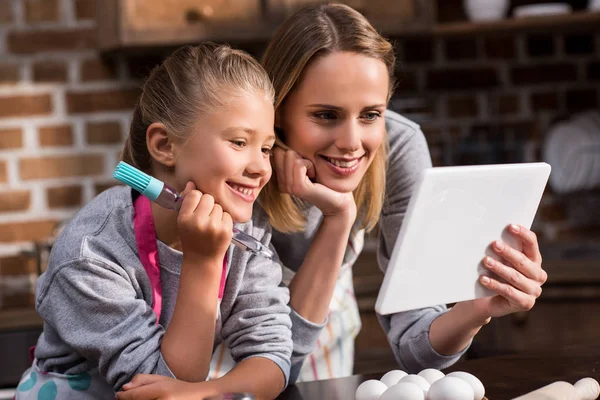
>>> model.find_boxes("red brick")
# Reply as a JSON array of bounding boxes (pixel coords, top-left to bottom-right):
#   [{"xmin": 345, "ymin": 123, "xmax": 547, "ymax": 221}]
[
  {"xmin": 588, "ymin": 62, "xmax": 600, "ymax": 81},
  {"xmin": 395, "ymin": 69, "xmax": 418, "ymax": 92},
  {"xmin": 0, "ymin": 94, "xmax": 52, "ymax": 118},
  {"xmin": 86, "ymin": 121, "xmax": 122, "ymax": 144},
  {"xmin": 564, "ymin": 33, "xmax": 594, "ymax": 55},
  {"xmin": 539, "ymin": 201, "xmax": 567, "ymax": 222},
  {"xmin": 0, "ymin": 0, "xmax": 13, "ymax": 23},
  {"xmin": 0, "ymin": 254, "xmax": 37, "ymax": 276},
  {"xmin": 67, "ymin": 88, "xmax": 141, "ymax": 114},
  {"xmin": 0, "ymin": 220, "xmax": 58, "ymax": 242},
  {"xmin": 19, "ymin": 154, "xmax": 104, "ymax": 180},
  {"xmin": 565, "ymin": 89, "xmax": 598, "ymax": 112},
  {"xmin": 127, "ymin": 55, "xmax": 164, "ymax": 79},
  {"xmin": 401, "ymin": 38, "xmax": 434, "ymax": 63},
  {"xmin": 530, "ymin": 92, "xmax": 559, "ymax": 111},
  {"xmin": 80, "ymin": 58, "xmax": 118, "ymax": 81},
  {"xmin": 75, "ymin": 0, "xmax": 96, "ymax": 20},
  {"xmin": 511, "ymin": 64, "xmax": 577, "ymax": 85},
  {"xmin": 39, "ymin": 125, "xmax": 73, "ymax": 147},
  {"xmin": 447, "ymin": 95, "xmax": 478, "ymax": 117},
  {"xmin": 0, "ymin": 161, "xmax": 6, "ymax": 183},
  {"xmin": 444, "ymin": 37, "xmax": 478, "ymax": 61},
  {"xmin": 24, "ymin": 0, "xmax": 59, "ymax": 23},
  {"xmin": 7, "ymin": 28, "xmax": 96, "ymax": 54},
  {"xmin": 426, "ymin": 68, "xmax": 498, "ymax": 90},
  {"xmin": 420, "ymin": 125, "xmax": 444, "ymax": 146},
  {"xmin": 1, "ymin": 293, "xmax": 36, "ymax": 309},
  {"xmin": 0, "ymin": 63, "xmax": 20, "ymax": 83},
  {"xmin": 0, "ymin": 190, "xmax": 30, "ymax": 212},
  {"xmin": 0, "ymin": 128, "xmax": 23, "ymax": 149},
  {"xmin": 484, "ymin": 36, "xmax": 516, "ymax": 60},
  {"xmin": 47, "ymin": 185, "xmax": 83, "ymax": 209},
  {"xmin": 526, "ymin": 34, "xmax": 554, "ymax": 58},
  {"xmin": 493, "ymin": 94, "xmax": 519, "ymax": 115},
  {"xmin": 33, "ymin": 61, "xmax": 68, "ymax": 83}
]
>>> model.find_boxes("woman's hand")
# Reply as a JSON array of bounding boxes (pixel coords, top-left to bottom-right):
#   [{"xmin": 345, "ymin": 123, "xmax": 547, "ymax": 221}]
[
  {"xmin": 466, "ymin": 224, "xmax": 547, "ymax": 320},
  {"xmin": 177, "ymin": 181, "xmax": 233, "ymax": 262},
  {"xmin": 117, "ymin": 374, "xmax": 213, "ymax": 400},
  {"xmin": 273, "ymin": 145, "xmax": 356, "ymax": 221}
]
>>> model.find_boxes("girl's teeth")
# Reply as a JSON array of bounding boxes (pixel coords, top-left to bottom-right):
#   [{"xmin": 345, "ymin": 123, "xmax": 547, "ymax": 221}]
[
  {"xmin": 326, "ymin": 157, "xmax": 359, "ymax": 168},
  {"xmin": 230, "ymin": 184, "xmax": 252, "ymax": 195}
]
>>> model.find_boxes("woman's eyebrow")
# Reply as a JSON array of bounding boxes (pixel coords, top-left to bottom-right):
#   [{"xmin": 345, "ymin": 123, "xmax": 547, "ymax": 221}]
[
  {"xmin": 307, "ymin": 104, "xmax": 343, "ymax": 110},
  {"xmin": 362, "ymin": 104, "xmax": 387, "ymax": 109}
]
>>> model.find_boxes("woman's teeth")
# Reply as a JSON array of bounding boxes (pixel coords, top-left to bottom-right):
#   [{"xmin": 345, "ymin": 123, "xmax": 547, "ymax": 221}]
[
  {"xmin": 324, "ymin": 157, "xmax": 360, "ymax": 168},
  {"xmin": 229, "ymin": 183, "xmax": 253, "ymax": 195}
]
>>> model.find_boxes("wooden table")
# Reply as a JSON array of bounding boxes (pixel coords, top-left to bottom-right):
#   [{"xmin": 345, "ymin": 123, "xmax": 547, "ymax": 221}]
[{"xmin": 277, "ymin": 346, "xmax": 600, "ymax": 399}]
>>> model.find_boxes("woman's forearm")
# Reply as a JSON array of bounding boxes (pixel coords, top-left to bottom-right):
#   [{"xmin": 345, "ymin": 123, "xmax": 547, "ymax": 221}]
[
  {"xmin": 162, "ymin": 256, "xmax": 222, "ymax": 382},
  {"xmin": 428, "ymin": 301, "xmax": 491, "ymax": 356},
  {"xmin": 288, "ymin": 213, "xmax": 354, "ymax": 323},
  {"xmin": 209, "ymin": 357, "xmax": 286, "ymax": 400}
]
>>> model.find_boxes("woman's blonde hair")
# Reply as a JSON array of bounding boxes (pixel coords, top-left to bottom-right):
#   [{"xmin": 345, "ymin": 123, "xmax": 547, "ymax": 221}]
[
  {"xmin": 122, "ymin": 43, "xmax": 275, "ymax": 172},
  {"xmin": 259, "ymin": 3, "xmax": 395, "ymax": 233}
]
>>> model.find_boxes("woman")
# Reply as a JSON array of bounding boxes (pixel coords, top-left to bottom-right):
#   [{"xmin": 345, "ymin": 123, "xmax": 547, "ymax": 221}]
[{"xmin": 118, "ymin": 3, "xmax": 546, "ymax": 397}]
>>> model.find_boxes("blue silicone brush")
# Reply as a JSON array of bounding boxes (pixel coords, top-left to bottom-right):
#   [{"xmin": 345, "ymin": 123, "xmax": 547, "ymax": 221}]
[{"xmin": 113, "ymin": 161, "xmax": 274, "ymax": 260}]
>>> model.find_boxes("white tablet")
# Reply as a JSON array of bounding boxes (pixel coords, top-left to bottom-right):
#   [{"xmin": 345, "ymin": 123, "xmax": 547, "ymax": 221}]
[{"xmin": 375, "ymin": 162, "xmax": 551, "ymax": 315}]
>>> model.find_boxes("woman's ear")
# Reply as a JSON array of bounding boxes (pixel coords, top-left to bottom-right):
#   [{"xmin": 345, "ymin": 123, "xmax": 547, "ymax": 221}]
[{"xmin": 146, "ymin": 122, "xmax": 176, "ymax": 168}]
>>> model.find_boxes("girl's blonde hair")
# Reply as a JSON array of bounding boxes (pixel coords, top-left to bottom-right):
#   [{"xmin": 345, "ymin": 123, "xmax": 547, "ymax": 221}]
[
  {"xmin": 122, "ymin": 43, "xmax": 275, "ymax": 172},
  {"xmin": 259, "ymin": 3, "xmax": 395, "ymax": 233}
]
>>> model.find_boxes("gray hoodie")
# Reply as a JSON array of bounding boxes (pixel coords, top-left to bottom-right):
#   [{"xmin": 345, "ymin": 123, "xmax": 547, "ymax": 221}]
[{"xmin": 31, "ymin": 186, "xmax": 293, "ymax": 392}]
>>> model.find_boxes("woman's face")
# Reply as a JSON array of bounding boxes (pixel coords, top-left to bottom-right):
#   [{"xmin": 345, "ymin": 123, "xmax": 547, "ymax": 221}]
[{"xmin": 278, "ymin": 51, "xmax": 389, "ymax": 193}]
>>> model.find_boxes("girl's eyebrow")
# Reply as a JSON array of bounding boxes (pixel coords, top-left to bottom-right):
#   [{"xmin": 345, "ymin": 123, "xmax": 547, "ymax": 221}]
[{"xmin": 222, "ymin": 126, "xmax": 276, "ymax": 141}]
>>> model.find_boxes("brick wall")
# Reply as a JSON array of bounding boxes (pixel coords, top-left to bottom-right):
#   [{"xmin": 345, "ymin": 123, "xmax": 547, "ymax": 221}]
[
  {"xmin": 0, "ymin": 0, "xmax": 140, "ymax": 309},
  {"xmin": 0, "ymin": 0, "xmax": 599, "ymax": 310}
]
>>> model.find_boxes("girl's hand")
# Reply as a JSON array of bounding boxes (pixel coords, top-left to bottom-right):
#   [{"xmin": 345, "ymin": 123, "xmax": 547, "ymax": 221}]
[
  {"xmin": 273, "ymin": 145, "xmax": 357, "ymax": 221},
  {"xmin": 464, "ymin": 224, "xmax": 547, "ymax": 320},
  {"xmin": 178, "ymin": 181, "xmax": 233, "ymax": 262},
  {"xmin": 117, "ymin": 374, "xmax": 210, "ymax": 400}
]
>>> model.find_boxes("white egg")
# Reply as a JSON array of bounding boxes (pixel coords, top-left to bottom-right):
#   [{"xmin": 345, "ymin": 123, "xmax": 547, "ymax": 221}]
[
  {"xmin": 574, "ymin": 377, "xmax": 600, "ymax": 400},
  {"xmin": 427, "ymin": 377, "xmax": 474, "ymax": 400},
  {"xmin": 381, "ymin": 370, "xmax": 409, "ymax": 387},
  {"xmin": 380, "ymin": 382, "xmax": 425, "ymax": 400},
  {"xmin": 355, "ymin": 379, "xmax": 388, "ymax": 400},
  {"xmin": 418, "ymin": 369, "xmax": 445, "ymax": 385},
  {"xmin": 399, "ymin": 374, "xmax": 431, "ymax": 393},
  {"xmin": 446, "ymin": 371, "xmax": 485, "ymax": 400}
]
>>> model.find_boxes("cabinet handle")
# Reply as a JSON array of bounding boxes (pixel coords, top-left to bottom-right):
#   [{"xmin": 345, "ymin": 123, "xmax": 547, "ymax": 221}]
[{"xmin": 185, "ymin": 6, "xmax": 214, "ymax": 23}]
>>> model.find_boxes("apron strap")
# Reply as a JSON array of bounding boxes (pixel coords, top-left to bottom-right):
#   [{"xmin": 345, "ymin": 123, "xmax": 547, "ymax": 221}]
[
  {"xmin": 134, "ymin": 195, "xmax": 163, "ymax": 322},
  {"xmin": 133, "ymin": 194, "xmax": 228, "ymax": 324}
]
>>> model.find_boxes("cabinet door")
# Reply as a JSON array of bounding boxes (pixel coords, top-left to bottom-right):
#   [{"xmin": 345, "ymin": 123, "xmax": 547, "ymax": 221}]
[{"xmin": 124, "ymin": 0, "xmax": 261, "ymax": 30}]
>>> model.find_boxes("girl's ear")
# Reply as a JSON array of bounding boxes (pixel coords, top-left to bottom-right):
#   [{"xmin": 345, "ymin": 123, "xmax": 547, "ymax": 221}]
[{"xmin": 146, "ymin": 122, "xmax": 176, "ymax": 167}]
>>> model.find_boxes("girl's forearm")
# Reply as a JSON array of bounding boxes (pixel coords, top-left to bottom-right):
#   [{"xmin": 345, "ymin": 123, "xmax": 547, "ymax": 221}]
[
  {"xmin": 288, "ymin": 214, "xmax": 354, "ymax": 323},
  {"xmin": 208, "ymin": 357, "xmax": 286, "ymax": 400},
  {"xmin": 162, "ymin": 256, "xmax": 222, "ymax": 382},
  {"xmin": 429, "ymin": 301, "xmax": 492, "ymax": 356}
]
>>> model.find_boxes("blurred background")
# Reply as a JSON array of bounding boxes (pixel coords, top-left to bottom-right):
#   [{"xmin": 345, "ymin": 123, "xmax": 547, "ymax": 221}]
[{"xmin": 0, "ymin": 0, "xmax": 599, "ymax": 390}]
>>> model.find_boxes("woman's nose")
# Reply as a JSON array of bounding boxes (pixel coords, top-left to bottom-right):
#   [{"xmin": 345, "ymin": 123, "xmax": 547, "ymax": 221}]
[{"xmin": 336, "ymin": 121, "xmax": 362, "ymax": 152}]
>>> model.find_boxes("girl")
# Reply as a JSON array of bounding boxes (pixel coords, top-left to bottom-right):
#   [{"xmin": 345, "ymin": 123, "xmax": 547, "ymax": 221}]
[
  {"xmin": 119, "ymin": 3, "xmax": 547, "ymax": 396},
  {"xmin": 15, "ymin": 43, "xmax": 295, "ymax": 400}
]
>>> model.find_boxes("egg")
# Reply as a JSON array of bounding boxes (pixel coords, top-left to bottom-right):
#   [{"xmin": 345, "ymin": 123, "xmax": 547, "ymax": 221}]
[
  {"xmin": 446, "ymin": 371, "xmax": 485, "ymax": 400},
  {"xmin": 355, "ymin": 379, "xmax": 388, "ymax": 400},
  {"xmin": 381, "ymin": 370, "xmax": 409, "ymax": 387},
  {"xmin": 380, "ymin": 382, "xmax": 426, "ymax": 400},
  {"xmin": 418, "ymin": 369, "xmax": 445, "ymax": 385},
  {"xmin": 427, "ymin": 377, "xmax": 474, "ymax": 400},
  {"xmin": 399, "ymin": 374, "xmax": 431, "ymax": 393},
  {"xmin": 574, "ymin": 377, "xmax": 600, "ymax": 400}
]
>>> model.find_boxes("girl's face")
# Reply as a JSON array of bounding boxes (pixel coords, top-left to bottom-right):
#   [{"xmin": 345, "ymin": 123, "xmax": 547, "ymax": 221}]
[
  {"xmin": 174, "ymin": 91, "xmax": 275, "ymax": 223},
  {"xmin": 278, "ymin": 51, "xmax": 389, "ymax": 194}
]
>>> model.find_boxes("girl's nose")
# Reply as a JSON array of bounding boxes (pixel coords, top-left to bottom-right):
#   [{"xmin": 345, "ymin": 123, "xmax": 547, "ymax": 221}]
[{"xmin": 246, "ymin": 150, "xmax": 271, "ymax": 176}]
